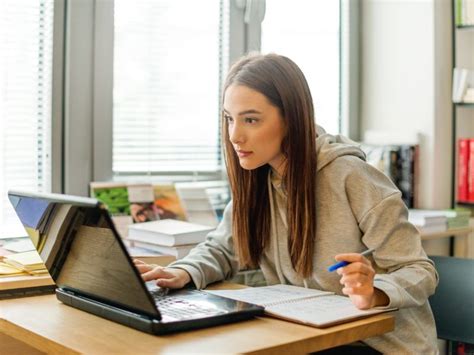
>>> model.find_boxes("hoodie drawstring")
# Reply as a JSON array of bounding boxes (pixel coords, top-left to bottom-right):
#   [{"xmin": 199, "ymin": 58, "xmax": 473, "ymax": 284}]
[{"xmin": 268, "ymin": 173, "xmax": 286, "ymax": 284}]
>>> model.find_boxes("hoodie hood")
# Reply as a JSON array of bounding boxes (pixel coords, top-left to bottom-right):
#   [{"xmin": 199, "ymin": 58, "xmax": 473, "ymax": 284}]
[{"xmin": 316, "ymin": 125, "xmax": 366, "ymax": 172}]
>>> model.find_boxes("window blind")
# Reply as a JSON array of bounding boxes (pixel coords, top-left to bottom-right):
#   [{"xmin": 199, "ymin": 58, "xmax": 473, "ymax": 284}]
[
  {"xmin": 113, "ymin": 0, "xmax": 227, "ymax": 175},
  {"xmin": 261, "ymin": 0, "xmax": 341, "ymax": 134},
  {"xmin": 0, "ymin": 0, "xmax": 54, "ymax": 237}
]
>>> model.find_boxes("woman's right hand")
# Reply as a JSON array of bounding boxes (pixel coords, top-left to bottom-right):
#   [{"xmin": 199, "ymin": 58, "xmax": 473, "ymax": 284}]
[{"xmin": 133, "ymin": 259, "xmax": 191, "ymax": 289}]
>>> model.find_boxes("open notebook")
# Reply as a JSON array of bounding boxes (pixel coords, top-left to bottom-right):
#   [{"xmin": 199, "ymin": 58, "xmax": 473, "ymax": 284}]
[{"xmin": 206, "ymin": 284, "xmax": 396, "ymax": 328}]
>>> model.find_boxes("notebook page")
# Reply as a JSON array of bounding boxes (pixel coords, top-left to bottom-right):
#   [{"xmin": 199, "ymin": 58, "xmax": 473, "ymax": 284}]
[
  {"xmin": 266, "ymin": 294, "xmax": 395, "ymax": 327},
  {"xmin": 206, "ymin": 284, "xmax": 333, "ymax": 306}
]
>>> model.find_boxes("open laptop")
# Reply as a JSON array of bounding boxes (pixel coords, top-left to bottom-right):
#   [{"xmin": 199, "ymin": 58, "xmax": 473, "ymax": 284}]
[{"xmin": 8, "ymin": 190, "xmax": 264, "ymax": 334}]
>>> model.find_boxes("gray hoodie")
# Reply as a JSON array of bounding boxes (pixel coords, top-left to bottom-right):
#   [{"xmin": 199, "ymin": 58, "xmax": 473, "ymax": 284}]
[{"xmin": 169, "ymin": 127, "xmax": 439, "ymax": 354}]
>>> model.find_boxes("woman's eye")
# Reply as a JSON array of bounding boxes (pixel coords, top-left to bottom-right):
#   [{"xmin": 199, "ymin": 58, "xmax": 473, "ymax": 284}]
[
  {"xmin": 224, "ymin": 115, "xmax": 233, "ymax": 123},
  {"xmin": 245, "ymin": 117, "xmax": 258, "ymax": 124}
]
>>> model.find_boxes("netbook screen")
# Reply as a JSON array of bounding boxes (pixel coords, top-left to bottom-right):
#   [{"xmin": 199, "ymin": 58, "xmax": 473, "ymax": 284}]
[{"xmin": 9, "ymin": 193, "xmax": 158, "ymax": 317}]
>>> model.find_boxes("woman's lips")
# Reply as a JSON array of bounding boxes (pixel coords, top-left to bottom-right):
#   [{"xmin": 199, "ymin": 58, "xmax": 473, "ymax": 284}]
[{"xmin": 236, "ymin": 150, "xmax": 252, "ymax": 158}]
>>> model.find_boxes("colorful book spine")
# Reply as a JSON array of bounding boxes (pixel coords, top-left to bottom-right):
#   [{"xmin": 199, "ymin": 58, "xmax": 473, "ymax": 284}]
[
  {"xmin": 457, "ymin": 139, "xmax": 470, "ymax": 202},
  {"xmin": 469, "ymin": 139, "xmax": 474, "ymax": 202},
  {"xmin": 456, "ymin": 0, "xmax": 463, "ymax": 26}
]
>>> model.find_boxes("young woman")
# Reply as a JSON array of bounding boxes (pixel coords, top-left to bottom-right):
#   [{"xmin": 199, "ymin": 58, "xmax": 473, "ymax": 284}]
[{"xmin": 134, "ymin": 53, "xmax": 438, "ymax": 353}]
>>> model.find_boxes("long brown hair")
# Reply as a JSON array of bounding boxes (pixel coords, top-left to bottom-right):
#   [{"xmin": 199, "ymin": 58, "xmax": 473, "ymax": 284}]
[{"xmin": 222, "ymin": 53, "xmax": 317, "ymax": 277}]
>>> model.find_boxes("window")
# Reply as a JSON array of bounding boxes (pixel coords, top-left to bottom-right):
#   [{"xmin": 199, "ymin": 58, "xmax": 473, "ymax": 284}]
[
  {"xmin": 105, "ymin": 0, "xmax": 343, "ymax": 182},
  {"xmin": 113, "ymin": 0, "xmax": 227, "ymax": 176},
  {"xmin": 261, "ymin": 0, "xmax": 341, "ymax": 134},
  {"xmin": 0, "ymin": 0, "xmax": 54, "ymax": 237}
]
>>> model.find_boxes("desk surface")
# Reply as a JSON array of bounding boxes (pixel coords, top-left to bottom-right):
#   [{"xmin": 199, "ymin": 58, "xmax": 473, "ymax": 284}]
[{"xmin": 0, "ymin": 283, "xmax": 395, "ymax": 354}]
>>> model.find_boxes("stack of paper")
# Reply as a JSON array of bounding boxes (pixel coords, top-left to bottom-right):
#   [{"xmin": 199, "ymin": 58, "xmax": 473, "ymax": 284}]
[
  {"xmin": 127, "ymin": 219, "xmax": 215, "ymax": 259},
  {"xmin": 0, "ymin": 262, "xmax": 27, "ymax": 277},
  {"xmin": 408, "ymin": 210, "xmax": 448, "ymax": 234},
  {"xmin": 2, "ymin": 251, "xmax": 48, "ymax": 276}
]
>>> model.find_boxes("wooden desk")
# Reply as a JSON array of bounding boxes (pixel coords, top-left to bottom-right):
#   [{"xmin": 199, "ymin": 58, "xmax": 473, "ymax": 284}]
[
  {"xmin": 0, "ymin": 255, "xmax": 173, "ymax": 299},
  {"xmin": 0, "ymin": 283, "xmax": 394, "ymax": 354}
]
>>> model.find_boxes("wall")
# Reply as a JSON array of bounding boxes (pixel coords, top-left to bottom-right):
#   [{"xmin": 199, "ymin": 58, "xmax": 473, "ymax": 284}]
[{"xmin": 359, "ymin": 0, "xmax": 454, "ymax": 254}]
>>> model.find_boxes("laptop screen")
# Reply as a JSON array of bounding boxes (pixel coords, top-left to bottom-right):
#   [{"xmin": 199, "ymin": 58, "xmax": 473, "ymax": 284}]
[{"xmin": 8, "ymin": 191, "xmax": 159, "ymax": 317}]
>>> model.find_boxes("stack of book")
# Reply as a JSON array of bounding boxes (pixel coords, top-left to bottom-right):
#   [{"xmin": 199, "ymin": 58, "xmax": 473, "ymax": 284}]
[
  {"xmin": 443, "ymin": 209, "xmax": 471, "ymax": 229},
  {"xmin": 175, "ymin": 182, "xmax": 219, "ymax": 227},
  {"xmin": 0, "ymin": 251, "xmax": 48, "ymax": 277},
  {"xmin": 409, "ymin": 209, "xmax": 471, "ymax": 234},
  {"xmin": 90, "ymin": 182, "xmax": 189, "ymax": 238},
  {"xmin": 126, "ymin": 219, "xmax": 215, "ymax": 259},
  {"xmin": 408, "ymin": 210, "xmax": 448, "ymax": 234}
]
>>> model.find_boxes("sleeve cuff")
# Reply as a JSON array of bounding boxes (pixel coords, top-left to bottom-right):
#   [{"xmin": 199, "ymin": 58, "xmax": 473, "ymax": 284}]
[
  {"xmin": 167, "ymin": 263, "xmax": 205, "ymax": 289},
  {"xmin": 373, "ymin": 277, "xmax": 403, "ymax": 309}
]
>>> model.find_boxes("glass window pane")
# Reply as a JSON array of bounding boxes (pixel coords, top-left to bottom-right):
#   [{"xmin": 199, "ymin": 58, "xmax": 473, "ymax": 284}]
[
  {"xmin": 0, "ymin": 0, "xmax": 54, "ymax": 237},
  {"xmin": 261, "ymin": 0, "xmax": 340, "ymax": 134},
  {"xmin": 113, "ymin": 0, "xmax": 226, "ymax": 175}
]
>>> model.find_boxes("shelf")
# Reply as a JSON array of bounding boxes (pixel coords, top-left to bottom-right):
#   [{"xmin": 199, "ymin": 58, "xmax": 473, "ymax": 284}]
[
  {"xmin": 454, "ymin": 102, "xmax": 474, "ymax": 107},
  {"xmin": 420, "ymin": 227, "xmax": 472, "ymax": 241},
  {"xmin": 456, "ymin": 24, "xmax": 474, "ymax": 30}
]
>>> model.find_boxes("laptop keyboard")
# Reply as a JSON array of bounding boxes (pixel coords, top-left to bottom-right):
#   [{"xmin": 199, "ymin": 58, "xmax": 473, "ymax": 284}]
[
  {"xmin": 156, "ymin": 297, "xmax": 224, "ymax": 319},
  {"xmin": 149, "ymin": 289, "xmax": 227, "ymax": 321}
]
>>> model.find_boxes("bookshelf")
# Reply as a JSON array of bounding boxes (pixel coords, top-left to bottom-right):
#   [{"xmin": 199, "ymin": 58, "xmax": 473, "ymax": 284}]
[
  {"xmin": 451, "ymin": 1, "xmax": 474, "ymax": 209},
  {"xmin": 420, "ymin": 227, "xmax": 472, "ymax": 241},
  {"xmin": 451, "ymin": 1, "xmax": 474, "ymax": 256}
]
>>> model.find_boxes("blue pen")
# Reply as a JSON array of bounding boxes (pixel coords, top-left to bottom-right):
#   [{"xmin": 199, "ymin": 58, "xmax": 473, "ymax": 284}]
[{"xmin": 327, "ymin": 248, "xmax": 375, "ymax": 272}]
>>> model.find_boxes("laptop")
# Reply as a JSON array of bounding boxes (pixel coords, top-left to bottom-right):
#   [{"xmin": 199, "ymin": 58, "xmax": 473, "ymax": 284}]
[{"xmin": 8, "ymin": 190, "xmax": 264, "ymax": 334}]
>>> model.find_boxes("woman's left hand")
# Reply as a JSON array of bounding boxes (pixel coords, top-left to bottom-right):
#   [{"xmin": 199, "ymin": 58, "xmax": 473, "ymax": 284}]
[{"xmin": 334, "ymin": 253, "xmax": 389, "ymax": 309}]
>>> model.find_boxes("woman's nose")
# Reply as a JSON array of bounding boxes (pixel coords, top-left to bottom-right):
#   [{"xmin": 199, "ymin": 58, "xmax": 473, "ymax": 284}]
[{"xmin": 229, "ymin": 123, "xmax": 244, "ymax": 144}]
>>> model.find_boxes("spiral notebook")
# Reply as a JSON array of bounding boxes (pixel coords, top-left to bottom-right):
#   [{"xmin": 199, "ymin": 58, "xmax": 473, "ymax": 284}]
[{"xmin": 206, "ymin": 284, "xmax": 396, "ymax": 328}]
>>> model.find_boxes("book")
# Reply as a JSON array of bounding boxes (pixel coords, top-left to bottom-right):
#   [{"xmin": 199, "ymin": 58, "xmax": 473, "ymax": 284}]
[
  {"xmin": 90, "ymin": 182, "xmax": 131, "ymax": 216},
  {"xmin": 452, "ymin": 68, "xmax": 474, "ymax": 103},
  {"xmin": 469, "ymin": 139, "xmax": 474, "ymax": 202},
  {"xmin": 175, "ymin": 182, "xmax": 219, "ymax": 227},
  {"xmin": 408, "ymin": 210, "xmax": 448, "ymax": 226},
  {"xmin": 127, "ymin": 184, "xmax": 161, "ymax": 223},
  {"xmin": 453, "ymin": 68, "xmax": 468, "ymax": 102},
  {"xmin": 408, "ymin": 208, "xmax": 472, "ymax": 232},
  {"xmin": 408, "ymin": 209, "xmax": 448, "ymax": 234},
  {"xmin": 398, "ymin": 145, "xmax": 417, "ymax": 208},
  {"xmin": 127, "ymin": 219, "xmax": 214, "ymax": 246},
  {"xmin": 361, "ymin": 143, "xmax": 419, "ymax": 208},
  {"xmin": 458, "ymin": 138, "xmax": 470, "ymax": 202},
  {"xmin": 206, "ymin": 284, "xmax": 396, "ymax": 328},
  {"xmin": 128, "ymin": 240, "xmax": 197, "ymax": 259},
  {"xmin": 152, "ymin": 184, "xmax": 187, "ymax": 221}
]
